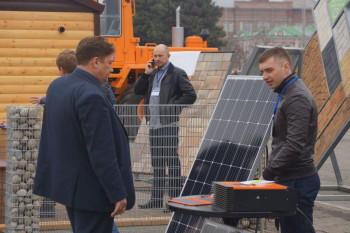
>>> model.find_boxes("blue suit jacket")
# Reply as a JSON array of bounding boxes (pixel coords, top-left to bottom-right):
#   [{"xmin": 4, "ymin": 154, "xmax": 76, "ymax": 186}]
[{"xmin": 33, "ymin": 68, "xmax": 135, "ymax": 212}]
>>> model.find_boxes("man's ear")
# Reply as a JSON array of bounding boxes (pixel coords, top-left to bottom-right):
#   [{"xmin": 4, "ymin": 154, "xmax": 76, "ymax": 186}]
[
  {"xmin": 283, "ymin": 61, "xmax": 291, "ymax": 74},
  {"xmin": 91, "ymin": 57, "xmax": 99, "ymax": 67},
  {"xmin": 61, "ymin": 68, "xmax": 68, "ymax": 75}
]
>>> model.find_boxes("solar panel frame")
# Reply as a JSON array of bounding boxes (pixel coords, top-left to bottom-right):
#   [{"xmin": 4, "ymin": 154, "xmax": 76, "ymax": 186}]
[{"xmin": 166, "ymin": 75, "xmax": 278, "ymax": 233}]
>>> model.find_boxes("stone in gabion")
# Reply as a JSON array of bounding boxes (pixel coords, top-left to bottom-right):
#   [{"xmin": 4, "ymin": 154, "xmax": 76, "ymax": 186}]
[
  {"xmin": 32, "ymin": 151, "xmax": 38, "ymax": 160},
  {"xmin": 12, "ymin": 140, "xmax": 20, "ymax": 148},
  {"xmin": 23, "ymin": 130, "xmax": 33, "ymax": 137},
  {"xmin": 31, "ymin": 216, "xmax": 39, "ymax": 224},
  {"xmin": 26, "ymin": 163, "xmax": 35, "ymax": 173},
  {"xmin": 27, "ymin": 139, "xmax": 37, "ymax": 150},
  {"xmin": 14, "ymin": 150, "xmax": 22, "ymax": 160},
  {"xmin": 31, "ymin": 223, "xmax": 39, "ymax": 230},
  {"xmin": 24, "ymin": 151, "xmax": 31, "ymax": 161},
  {"xmin": 33, "ymin": 130, "xmax": 41, "ymax": 139},
  {"xmin": 9, "ymin": 221, "xmax": 17, "ymax": 229},
  {"xmin": 17, "ymin": 159, "xmax": 27, "ymax": 169},
  {"xmin": 22, "ymin": 172, "xmax": 31, "ymax": 182},
  {"xmin": 12, "ymin": 175, "xmax": 21, "ymax": 184},
  {"xmin": 15, "ymin": 169, "xmax": 25, "ymax": 175},
  {"xmin": 13, "ymin": 131, "xmax": 23, "ymax": 140},
  {"xmin": 25, "ymin": 226, "xmax": 33, "ymax": 233}
]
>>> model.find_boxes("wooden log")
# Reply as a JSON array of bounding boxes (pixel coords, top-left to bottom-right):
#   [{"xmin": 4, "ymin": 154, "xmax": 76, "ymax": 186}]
[
  {"xmin": 0, "ymin": 20, "xmax": 93, "ymax": 31},
  {"xmin": 0, "ymin": 113, "xmax": 6, "ymax": 121},
  {"xmin": 0, "ymin": 94, "xmax": 43, "ymax": 103},
  {"xmin": 0, "ymin": 76, "xmax": 57, "ymax": 85},
  {"xmin": 0, "ymin": 57, "xmax": 56, "ymax": 67},
  {"xmin": 0, "ymin": 85, "xmax": 48, "ymax": 94},
  {"xmin": 0, "ymin": 67, "xmax": 59, "ymax": 76},
  {"xmin": 0, "ymin": 39, "xmax": 79, "ymax": 49},
  {"xmin": 0, "ymin": 29, "xmax": 93, "ymax": 40},
  {"xmin": 0, "ymin": 48, "xmax": 65, "ymax": 57},
  {"xmin": 0, "ymin": 11, "xmax": 93, "ymax": 21}
]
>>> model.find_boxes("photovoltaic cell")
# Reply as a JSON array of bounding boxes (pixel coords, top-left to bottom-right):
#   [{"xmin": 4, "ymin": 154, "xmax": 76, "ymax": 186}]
[{"xmin": 166, "ymin": 76, "xmax": 277, "ymax": 233}]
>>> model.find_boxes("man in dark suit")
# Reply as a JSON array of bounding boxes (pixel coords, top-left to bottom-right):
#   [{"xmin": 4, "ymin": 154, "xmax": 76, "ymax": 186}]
[{"xmin": 34, "ymin": 36, "xmax": 135, "ymax": 233}]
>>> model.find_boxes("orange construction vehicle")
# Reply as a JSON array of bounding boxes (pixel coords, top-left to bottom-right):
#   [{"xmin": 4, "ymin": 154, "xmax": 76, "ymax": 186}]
[{"xmin": 95, "ymin": 0, "xmax": 218, "ymax": 105}]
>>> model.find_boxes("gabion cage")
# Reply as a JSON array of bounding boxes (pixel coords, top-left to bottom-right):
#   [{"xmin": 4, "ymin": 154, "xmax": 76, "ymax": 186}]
[{"xmin": 5, "ymin": 106, "xmax": 42, "ymax": 233}]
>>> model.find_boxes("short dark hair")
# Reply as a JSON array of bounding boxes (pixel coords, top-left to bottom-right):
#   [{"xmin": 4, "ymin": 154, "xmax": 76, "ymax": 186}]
[
  {"xmin": 56, "ymin": 49, "xmax": 77, "ymax": 73},
  {"xmin": 258, "ymin": 47, "xmax": 291, "ymax": 65},
  {"xmin": 76, "ymin": 36, "xmax": 115, "ymax": 65}
]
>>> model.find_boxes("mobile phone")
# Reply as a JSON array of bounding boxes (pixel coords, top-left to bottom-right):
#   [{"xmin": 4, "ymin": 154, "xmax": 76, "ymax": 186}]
[{"xmin": 151, "ymin": 59, "xmax": 155, "ymax": 67}]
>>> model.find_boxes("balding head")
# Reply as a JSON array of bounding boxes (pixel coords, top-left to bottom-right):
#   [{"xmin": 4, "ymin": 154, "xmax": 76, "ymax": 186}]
[
  {"xmin": 154, "ymin": 44, "xmax": 169, "ymax": 55},
  {"xmin": 153, "ymin": 44, "xmax": 170, "ymax": 68}
]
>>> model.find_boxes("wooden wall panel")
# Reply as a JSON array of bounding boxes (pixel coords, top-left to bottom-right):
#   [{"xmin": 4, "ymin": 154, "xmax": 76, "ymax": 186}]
[
  {"xmin": 0, "ymin": 67, "xmax": 60, "ymax": 76},
  {"xmin": 0, "ymin": 30, "xmax": 92, "ymax": 40},
  {"xmin": 0, "ymin": 20, "xmax": 93, "ymax": 31},
  {"xmin": 0, "ymin": 85, "xmax": 50, "ymax": 94},
  {"xmin": 0, "ymin": 76, "xmax": 57, "ymax": 85},
  {"xmin": 0, "ymin": 39, "xmax": 80, "ymax": 49},
  {"xmin": 0, "ymin": 11, "xmax": 93, "ymax": 21},
  {"xmin": 0, "ymin": 94, "xmax": 45, "ymax": 104},
  {"xmin": 1, "ymin": 48, "xmax": 69, "ymax": 57},
  {"xmin": 0, "ymin": 10, "xmax": 95, "ymax": 121},
  {"xmin": 0, "ymin": 57, "xmax": 57, "ymax": 67}
]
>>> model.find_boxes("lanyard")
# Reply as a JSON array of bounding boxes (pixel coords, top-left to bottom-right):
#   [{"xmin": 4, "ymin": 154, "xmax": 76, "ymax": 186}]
[
  {"xmin": 273, "ymin": 77, "xmax": 299, "ymax": 119},
  {"xmin": 156, "ymin": 63, "xmax": 170, "ymax": 86}
]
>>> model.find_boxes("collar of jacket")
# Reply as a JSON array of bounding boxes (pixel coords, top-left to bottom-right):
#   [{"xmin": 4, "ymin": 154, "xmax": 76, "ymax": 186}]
[
  {"xmin": 152, "ymin": 62, "xmax": 175, "ymax": 76},
  {"xmin": 157, "ymin": 61, "xmax": 171, "ymax": 72},
  {"xmin": 274, "ymin": 72, "xmax": 297, "ymax": 94},
  {"xmin": 73, "ymin": 67, "xmax": 101, "ymax": 88}
]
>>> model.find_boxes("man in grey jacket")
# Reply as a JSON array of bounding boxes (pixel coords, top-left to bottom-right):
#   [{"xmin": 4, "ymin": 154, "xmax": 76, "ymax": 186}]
[
  {"xmin": 259, "ymin": 47, "xmax": 320, "ymax": 233},
  {"xmin": 135, "ymin": 44, "xmax": 196, "ymax": 209}
]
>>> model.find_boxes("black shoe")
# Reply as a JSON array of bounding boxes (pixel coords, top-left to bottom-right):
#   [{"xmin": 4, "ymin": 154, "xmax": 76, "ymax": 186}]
[
  {"xmin": 163, "ymin": 208, "xmax": 171, "ymax": 213},
  {"xmin": 138, "ymin": 200, "xmax": 163, "ymax": 209}
]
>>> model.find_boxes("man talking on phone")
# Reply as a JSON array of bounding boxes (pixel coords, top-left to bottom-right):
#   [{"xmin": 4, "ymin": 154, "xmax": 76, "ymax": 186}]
[{"xmin": 135, "ymin": 44, "xmax": 196, "ymax": 210}]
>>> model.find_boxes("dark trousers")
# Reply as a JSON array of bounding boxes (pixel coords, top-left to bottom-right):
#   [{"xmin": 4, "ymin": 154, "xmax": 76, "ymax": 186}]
[
  {"xmin": 278, "ymin": 173, "xmax": 320, "ymax": 233},
  {"xmin": 149, "ymin": 126, "xmax": 181, "ymax": 201},
  {"xmin": 66, "ymin": 206, "xmax": 113, "ymax": 233}
]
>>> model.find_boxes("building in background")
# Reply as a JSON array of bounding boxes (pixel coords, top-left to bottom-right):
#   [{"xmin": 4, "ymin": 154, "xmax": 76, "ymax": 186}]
[{"xmin": 214, "ymin": 0, "xmax": 316, "ymax": 69}]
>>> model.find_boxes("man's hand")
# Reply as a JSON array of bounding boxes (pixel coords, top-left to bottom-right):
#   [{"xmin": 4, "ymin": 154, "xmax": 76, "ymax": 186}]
[
  {"xmin": 30, "ymin": 96, "xmax": 43, "ymax": 105},
  {"xmin": 110, "ymin": 198, "xmax": 127, "ymax": 217},
  {"xmin": 259, "ymin": 175, "xmax": 265, "ymax": 180},
  {"xmin": 145, "ymin": 59, "xmax": 155, "ymax": 75}
]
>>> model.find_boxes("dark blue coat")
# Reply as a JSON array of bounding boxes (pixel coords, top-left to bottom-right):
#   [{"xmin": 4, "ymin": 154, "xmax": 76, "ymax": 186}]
[{"xmin": 33, "ymin": 68, "xmax": 135, "ymax": 212}]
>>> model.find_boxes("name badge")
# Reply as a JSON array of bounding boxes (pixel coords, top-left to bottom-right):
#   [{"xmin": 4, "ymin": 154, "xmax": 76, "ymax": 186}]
[{"xmin": 151, "ymin": 89, "xmax": 160, "ymax": 96}]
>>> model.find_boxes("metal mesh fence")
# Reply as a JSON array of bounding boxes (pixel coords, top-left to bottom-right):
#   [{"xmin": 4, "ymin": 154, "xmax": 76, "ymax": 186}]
[
  {"xmin": 5, "ymin": 104, "xmax": 215, "ymax": 233},
  {"xmin": 116, "ymin": 104, "xmax": 215, "ymax": 232}
]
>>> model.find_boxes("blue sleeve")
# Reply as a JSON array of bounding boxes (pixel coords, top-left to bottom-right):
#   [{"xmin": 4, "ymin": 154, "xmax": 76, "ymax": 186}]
[
  {"xmin": 40, "ymin": 97, "xmax": 46, "ymax": 105},
  {"xmin": 107, "ymin": 85, "xmax": 117, "ymax": 105}
]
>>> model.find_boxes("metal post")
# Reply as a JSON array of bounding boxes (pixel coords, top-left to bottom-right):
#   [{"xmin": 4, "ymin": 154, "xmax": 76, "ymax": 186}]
[{"xmin": 330, "ymin": 151, "xmax": 343, "ymax": 186}]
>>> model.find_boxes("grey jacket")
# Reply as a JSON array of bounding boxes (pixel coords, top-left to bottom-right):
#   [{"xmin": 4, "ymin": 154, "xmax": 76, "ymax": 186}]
[
  {"xmin": 262, "ymin": 73, "xmax": 318, "ymax": 182},
  {"xmin": 134, "ymin": 63, "xmax": 196, "ymax": 125}
]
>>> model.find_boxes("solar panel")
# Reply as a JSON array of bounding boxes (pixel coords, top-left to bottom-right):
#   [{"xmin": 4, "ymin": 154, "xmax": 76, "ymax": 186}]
[{"xmin": 166, "ymin": 75, "xmax": 278, "ymax": 233}]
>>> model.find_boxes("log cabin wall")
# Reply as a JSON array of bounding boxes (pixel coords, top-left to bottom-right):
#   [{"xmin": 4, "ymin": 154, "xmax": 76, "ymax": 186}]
[{"xmin": 0, "ymin": 0, "xmax": 103, "ymax": 121}]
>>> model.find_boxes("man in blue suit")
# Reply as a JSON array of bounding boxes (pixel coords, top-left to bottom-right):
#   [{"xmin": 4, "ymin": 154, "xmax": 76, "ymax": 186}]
[{"xmin": 34, "ymin": 36, "xmax": 135, "ymax": 233}]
